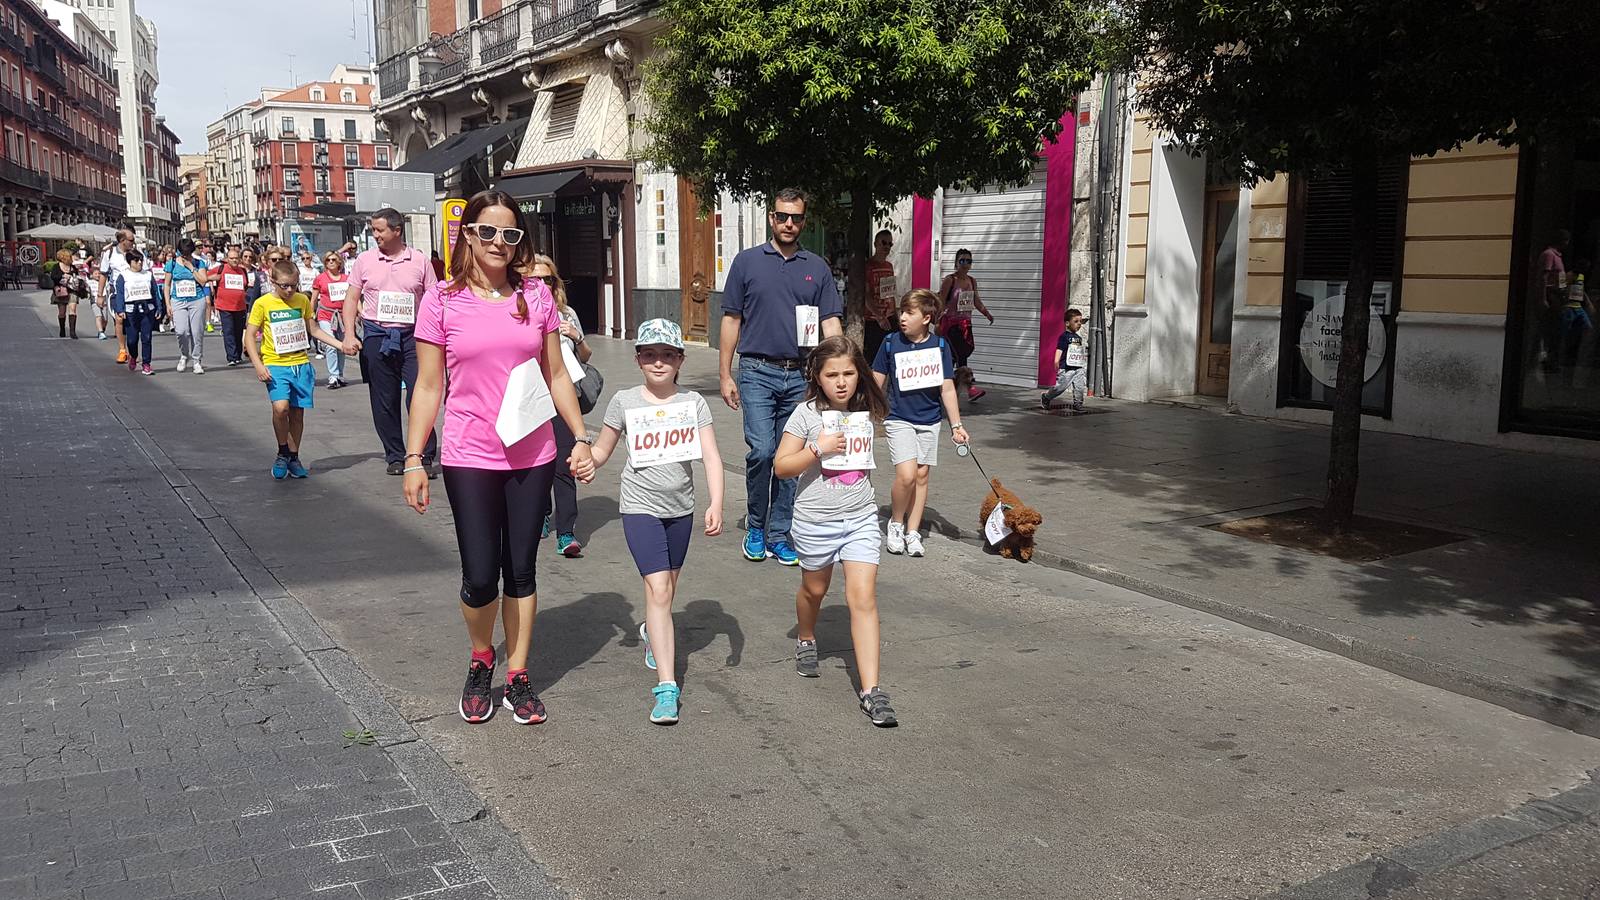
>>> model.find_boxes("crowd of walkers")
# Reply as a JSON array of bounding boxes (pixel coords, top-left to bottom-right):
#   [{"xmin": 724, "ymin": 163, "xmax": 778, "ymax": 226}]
[{"xmin": 47, "ymin": 186, "xmax": 1058, "ymax": 732}]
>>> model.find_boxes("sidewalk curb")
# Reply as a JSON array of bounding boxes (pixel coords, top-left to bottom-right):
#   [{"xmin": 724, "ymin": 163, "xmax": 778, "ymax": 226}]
[
  {"xmin": 55, "ymin": 327, "xmax": 566, "ymax": 900},
  {"xmin": 922, "ymin": 519, "xmax": 1600, "ymax": 739},
  {"xmin": 1266, "ymin": 767, "xmax": 1600, "ymax": 898}
]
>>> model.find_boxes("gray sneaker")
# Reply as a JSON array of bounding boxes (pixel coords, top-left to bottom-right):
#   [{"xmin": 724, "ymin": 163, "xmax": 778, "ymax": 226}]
[
  {"xmin": 860, "ymin": 688, "xmax": 898, "ymax": 727},
  {"xmin": 795, "ymin": 640, "xmax": 819, "ymax": 678}
]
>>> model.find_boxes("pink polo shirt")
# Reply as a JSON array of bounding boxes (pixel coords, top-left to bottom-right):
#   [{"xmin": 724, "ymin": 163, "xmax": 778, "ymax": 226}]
[{"xmin": 348, "ymin": 244, "xmax": 437, "ymax": 328}]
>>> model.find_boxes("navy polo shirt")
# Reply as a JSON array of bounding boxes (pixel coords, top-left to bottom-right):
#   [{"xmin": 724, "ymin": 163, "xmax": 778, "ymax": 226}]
[
  {"xmin": 872, "ymin": 331, "xmax": 954, "ymax": 425},
  {"xmin": 721, "ymin": 243, "xmax": 843, "ymax": 359}
]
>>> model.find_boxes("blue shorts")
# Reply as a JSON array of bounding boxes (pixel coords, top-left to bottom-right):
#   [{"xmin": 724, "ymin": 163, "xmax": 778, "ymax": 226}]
[
  {"xmin": 790, "ymin": 512, "xmax": 881, "ymax": 571},
  {"xmin": 265, "ymin": 363, "xmax": 315, "ymax": 409},
  {"xmin": 622, "ymin": 514, "xmax": 693, "ymax": 576}
]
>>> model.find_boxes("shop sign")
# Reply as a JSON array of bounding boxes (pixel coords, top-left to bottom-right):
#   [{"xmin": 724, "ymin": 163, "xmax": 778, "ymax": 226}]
[
  {"xmin": 1296, "ymin": 280, "xmax": 1390, "ymax": 388},
  {"xmin": 563, "ymin": 197, "xmax": 597, "ymax": 218}
]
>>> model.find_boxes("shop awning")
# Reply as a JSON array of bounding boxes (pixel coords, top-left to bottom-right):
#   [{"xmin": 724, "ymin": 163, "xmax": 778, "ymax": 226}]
[
  {"xmin": 398, "ymin": 118, "xmax": 528, "ymax": 177},
  {"xmin": 300, "ymin": 202, "xmax": 357, "ymax": 218},
  {"xmin": 496, "ymin": 169, "xmax": 587, "ymax": 200}
]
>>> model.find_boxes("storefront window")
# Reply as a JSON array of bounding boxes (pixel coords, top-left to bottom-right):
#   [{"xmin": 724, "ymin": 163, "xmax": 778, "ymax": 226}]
[
  {"xmin": 1279, "ymin": 161, "xmax": 1407, "ymax": 414},
  {"xmin": 1506, "ymin": 137, "xmax": 1600, "ymax": 437}
]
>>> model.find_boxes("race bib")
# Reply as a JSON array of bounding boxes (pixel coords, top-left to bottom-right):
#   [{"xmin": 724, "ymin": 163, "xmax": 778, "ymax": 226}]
[
  {"xmin": 299, "ymin": 270, "xmax": 317, "ymax": 292},
  {"xmin": 125, "ymin": 278, "xmax": 152, "ymax": 302},
  {"xmin": 267, "ymin": 309, "xmax": 310, "ymax": 353},
  {"xmin": 956, "ymin": 290, "xmax": 976, "ymax": 315},
  {"xmin": 175, "ymin": 280, "xmax": 198, "ymax": 299},
  {"xmin": 1064, "ymin": 341, "xmax": 1087, "ymax": 368},
  {"xmin": 985, "ymin": 504, "xmax": 1013, "ymax": 546},
  {"xmin": 876, "ymin": 275, "xmax": 898, "ymax": 301},
  {"xmin": 895, "ymin": 347, "xmax": 944, "ymax": 392},
  {"xmin": 327, "ymin": 282, "xmax": 349, "ymax": 305},
  {"xmin": 495, "ymin": 357, "xmax": 555, "ymax": 447},
  {"xmin": 796, "ymin": 305, "xmax": 819, "ymax": 348},
  {"xmin": 377, "ymin": 290, "xmax": 416, "ymax": 324},
  {"xmin": 820, "ymin": 410, "xmax": 875, "ymax": 470},
  {"xmin": 223, "ymin": 273, "xmax": 244, "ymax": 291},
  {"xmin": 154, "ymin": 270, "xmax": 168, "ymax": 284},
  {"xmin": 625, "ymin": 401, "xmax": 702, "ymax": 469}
]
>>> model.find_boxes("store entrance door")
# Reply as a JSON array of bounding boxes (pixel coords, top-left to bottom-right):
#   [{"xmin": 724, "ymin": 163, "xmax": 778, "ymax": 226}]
[
  {"xmin": 677, "ymin": 180, "xmax": 714, "ymax": 341},
  {"xmin": 1196, "ymin": 187, "xmax": 1240, "ymax": 397}
]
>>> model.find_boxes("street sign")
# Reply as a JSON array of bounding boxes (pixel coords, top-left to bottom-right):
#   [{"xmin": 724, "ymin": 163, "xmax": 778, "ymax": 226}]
[{"xmin": 353, "ymin": 170, "xmax": 434, "ymax": 215}]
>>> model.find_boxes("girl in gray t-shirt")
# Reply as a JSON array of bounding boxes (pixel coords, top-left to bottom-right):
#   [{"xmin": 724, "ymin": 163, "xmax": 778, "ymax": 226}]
[
  {"xmin": 589, "ymin": 319, "xmax": 724, "ymax": 726},
  {"xmin": 772, "ymin": 335, "xmax": 899, "ymax": 727}
]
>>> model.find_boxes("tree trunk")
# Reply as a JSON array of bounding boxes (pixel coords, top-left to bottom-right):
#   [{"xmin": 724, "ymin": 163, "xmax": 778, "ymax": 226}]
[
  {"xmin": 1324, "ymin": 151, "xmax": 1380, "ymax": 533},
  {"xmin": 845, "ymin": 188, "xmax": 873, "ymax": 349}
]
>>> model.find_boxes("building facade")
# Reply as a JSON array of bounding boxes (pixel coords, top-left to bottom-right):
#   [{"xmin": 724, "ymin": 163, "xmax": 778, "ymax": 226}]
[
  {"xmin": 1, "ymin": 0, "xmax": 124, "ymax": 239},
  {"xmin": 247, "ymin": 70, "xmax": 389, "ymax": 242},
  {"xmin": 1115, "ymin": 96, "xmax": 1600, "ymax": 451},
  {"xmin": 82, "ymin": 0, "xmax": 173, "ymax": 244},
  {"xmin": 205, "ymin": 102, "xmax": 258, "ymax": 244},
  {"xmin": 179, "ymin": 151, "xmax": 207, "ymax": 240}
]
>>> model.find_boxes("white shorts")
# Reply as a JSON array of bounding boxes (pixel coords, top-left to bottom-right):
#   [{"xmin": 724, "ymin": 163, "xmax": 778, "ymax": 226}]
[
  {"xmin": 790, "ymin": 512, "xmax": 881, "ymax": 571},
  {"xmin": 885, "ymin": 419, "xmax": 940, "ymax": 466}
]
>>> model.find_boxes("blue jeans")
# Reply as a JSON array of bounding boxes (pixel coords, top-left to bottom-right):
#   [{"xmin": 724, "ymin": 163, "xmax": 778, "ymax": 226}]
[
  {"xmin": 319, "ymin": 316, "xmax": 345, "ymax": 382},
  {"xmin": 736, "ymin": 358, "xmax": 807, "ymax": 544}
]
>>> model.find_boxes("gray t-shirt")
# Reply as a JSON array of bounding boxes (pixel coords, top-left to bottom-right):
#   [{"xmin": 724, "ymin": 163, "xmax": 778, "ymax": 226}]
[
  {"xmin": 782, "ymin": 401, "xmax": 878, "ymax": 524},
  {"xmin": 603, "ymin": 386, "xmax": 714, "ymax": 518}
]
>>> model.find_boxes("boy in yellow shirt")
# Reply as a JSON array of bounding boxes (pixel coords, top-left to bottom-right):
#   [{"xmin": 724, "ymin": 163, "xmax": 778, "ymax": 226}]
[{"xmin": 247, "ymin": 260, "xmax": 342, "ymax": 480}]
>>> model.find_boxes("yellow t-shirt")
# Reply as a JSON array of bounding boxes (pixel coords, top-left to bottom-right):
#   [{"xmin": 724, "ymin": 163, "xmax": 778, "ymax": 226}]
[{"xmin": 248, "ymin": 292, "xmax": 315, "ymax": 367}]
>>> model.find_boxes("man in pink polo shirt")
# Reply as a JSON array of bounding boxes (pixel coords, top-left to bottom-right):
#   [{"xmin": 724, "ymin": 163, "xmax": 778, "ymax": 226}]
[{"xmin": 341, "ymin": 208, "xmax": 440, "ymax": 476}]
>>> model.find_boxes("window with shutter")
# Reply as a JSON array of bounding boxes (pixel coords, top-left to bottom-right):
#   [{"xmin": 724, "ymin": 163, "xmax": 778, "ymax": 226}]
[
  {"xmin": 1279, "ymin": 160, "xmax": 1408, "ymax": 415},
  {"xmin": 544, "ymin": 84, "xmax": 584, "ymax": 143}
]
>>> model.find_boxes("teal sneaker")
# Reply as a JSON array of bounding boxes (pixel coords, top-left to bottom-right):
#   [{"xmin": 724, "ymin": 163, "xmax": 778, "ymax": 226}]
[
  {"xmin": 541, "ymin": 513, "xmax": 552, "ymax": 539},
  {"xmin": 287, "ymin": 458, "xmax": 309, "ymax": 479},
  {"xmin": 650, "ymin": 683, "xmax": 680, "ymax": 724},
  {"xmin": 743, "ymin": 528, "xmax": 767, "ymax": 562},
  {"xmin": 768, "ymin": 540, "xmax": 799, "ymax": 567},
  {"xmin": 557, "ymin": 533, "xmax": 582, "ymax": 557},
  {"xmin": 271, "ymin": 455, "xmax": 289, "ymax": 480},
  {"xmin": 639, "ymin": 622, "xmax": 656, "ymax": 671}
]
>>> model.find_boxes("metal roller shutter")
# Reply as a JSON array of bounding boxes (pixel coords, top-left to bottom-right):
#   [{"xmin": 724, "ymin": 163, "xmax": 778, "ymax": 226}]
[{"xmin": 940, "ymin": 162, "xmax": 1048, "ymax": 388}]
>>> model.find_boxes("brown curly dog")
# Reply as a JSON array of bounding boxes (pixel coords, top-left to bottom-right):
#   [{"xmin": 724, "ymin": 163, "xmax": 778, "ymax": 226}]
[{"xmin": 979, "ymin": 478, "xmax": 1043, "ymax": 562}]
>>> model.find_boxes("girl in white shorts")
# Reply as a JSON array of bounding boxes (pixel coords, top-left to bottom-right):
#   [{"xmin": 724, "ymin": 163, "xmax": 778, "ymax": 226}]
[{"xmin": 773, "ymin": 336, "xmax": 897, "ymax": 727}]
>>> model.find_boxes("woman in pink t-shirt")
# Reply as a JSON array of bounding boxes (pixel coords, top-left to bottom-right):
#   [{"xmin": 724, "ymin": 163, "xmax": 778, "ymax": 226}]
[
  {"xmin": 403, "ymin": 190, "xmax": 595, "ymax": 727},
  {"xmin": 311, "ymin": 253, "xmax": 352, "ymax": 389}
]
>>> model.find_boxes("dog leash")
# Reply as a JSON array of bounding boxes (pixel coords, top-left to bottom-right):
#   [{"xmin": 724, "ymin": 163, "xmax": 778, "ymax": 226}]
[{"xmin": 956, "ymin": 442, "xmax": 1005, "ymax": 504}]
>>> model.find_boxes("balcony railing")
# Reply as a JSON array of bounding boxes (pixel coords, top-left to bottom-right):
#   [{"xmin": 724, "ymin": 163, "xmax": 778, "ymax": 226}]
[
  {"xmin": 380, "ymin": 0, "xmax": 619, "ymax": 105},
  {"xmin": 87, "ymin": 187, "xmax": 125, "ymax": 210},
  {"xmin": 0, "ymin": 26, "xmax": 24, "ymax": 55},
  {"xmin": 52, "ymin": 181, "xmax": 79, "ymax": 201},
  {"xmin": 0, "ymin": 88, "xmax": 22, "ymax": 117},
  {"xmin": 0, "ymin": 159, "xmax": 50, "ymax": 192}
]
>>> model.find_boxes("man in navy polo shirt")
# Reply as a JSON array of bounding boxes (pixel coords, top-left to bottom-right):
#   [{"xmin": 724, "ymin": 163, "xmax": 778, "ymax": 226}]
[{"xmin": 719, "ymin": 187, "xmax": 844, "ymax": 565}]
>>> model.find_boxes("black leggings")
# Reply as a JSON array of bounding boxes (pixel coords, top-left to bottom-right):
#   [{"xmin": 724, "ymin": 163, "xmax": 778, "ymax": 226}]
[{"xmin": 442, "ymin": 463, "xmax": 556, "ymax": 607}]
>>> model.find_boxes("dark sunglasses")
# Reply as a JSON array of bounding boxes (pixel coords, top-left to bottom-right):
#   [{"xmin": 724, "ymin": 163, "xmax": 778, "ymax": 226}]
[
  {"xmin": 538, "ymin": 274, "xmax": 558, "ymax": 287},
  {"xmin": 464, "ymin": 223, "xmax": 525, "ymax": 244},
  {"xmin": 771, "ymin": 211, "xmax": 806, "ymax": 224},
  {"xmin": 956, "ymin": 257, "xmax": 972, "ymax": 266}
]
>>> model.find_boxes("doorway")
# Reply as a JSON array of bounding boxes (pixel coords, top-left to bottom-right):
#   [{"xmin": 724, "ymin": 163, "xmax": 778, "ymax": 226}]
[
  {"xmin": 1196, "ymin": 187, "xmax": 1240, "ymax": 397},
  {"xmin": 677, "ymin": 180, "xmax": 714, "ymax": 341}
]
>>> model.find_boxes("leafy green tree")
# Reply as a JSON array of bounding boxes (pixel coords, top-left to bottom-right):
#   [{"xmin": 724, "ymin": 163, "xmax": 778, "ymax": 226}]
[
  {"xmin": 1119, "ymin": 0, "xmax": 1599, "ymax": 531},
  {"xmin": 645, "ymin": 0, "xmax": 1102, "ymax": 331}
]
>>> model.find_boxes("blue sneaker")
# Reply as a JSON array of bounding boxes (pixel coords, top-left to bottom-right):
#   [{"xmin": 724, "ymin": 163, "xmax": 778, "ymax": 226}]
[
  {"xmin": 287, "ymin": 458, "xmax": 309, "ymax": 479},
  {"xmin": 271, "ymin": 455, "xmax": 289, "ymax": 480},
  {"xmin": 541, "ymin": 513, "xmax": 552, "ymax": 540},
  {"xmin": 743, "ymin": 528, "xmax": 768, "ymax": 562},
  {"xmin": 639, "ymin": 622, "xmax": 656, "ymax": 670},
  {"xmin": 650, "ymin": 683, "xmax": 680, "ymax": 724},
  {"xmin": 768, "ymin": 540, "xmax": 799, "ymax": 567}
]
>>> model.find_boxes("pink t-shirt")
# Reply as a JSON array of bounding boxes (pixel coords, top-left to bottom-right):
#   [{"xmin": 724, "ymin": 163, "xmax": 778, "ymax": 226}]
[
  {"xmin": 349, "ymin": 245, "xmax": 437, "ymax": 327},
  {"xmin": 414, "ymin": 280, "xmax": 562, "ymax": 470}
]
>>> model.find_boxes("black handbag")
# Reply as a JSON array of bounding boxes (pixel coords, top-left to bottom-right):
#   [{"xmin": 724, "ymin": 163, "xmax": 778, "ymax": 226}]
[{"xmin": 576, "ymin": 360, "xmax": 604, "ymax": 414}]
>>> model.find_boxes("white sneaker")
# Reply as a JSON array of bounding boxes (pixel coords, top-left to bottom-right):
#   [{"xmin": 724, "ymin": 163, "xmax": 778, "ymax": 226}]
[
  {"xmin": 192, "ymin": 363, "xmax": 204, "ymax": 374},
  {"xmin": 174, "ymin": 356, "xmax": 188, "ymax": 372},
  {"xmin": 904, "ymin": 531, "xmax": 925, "ymax": 557},
  {"xmin": 885, "ymin": 521, "xmax": 906, "ymax": 554}
]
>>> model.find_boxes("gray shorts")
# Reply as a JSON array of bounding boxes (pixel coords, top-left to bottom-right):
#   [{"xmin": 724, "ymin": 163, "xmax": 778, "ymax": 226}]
[
  {"xmin": 885, "ymin": 419, "xmax": 940, "ymax": 466},
  {"xmin": 790, "ymin": 512, "xmax": 881, "ymax": 571}
]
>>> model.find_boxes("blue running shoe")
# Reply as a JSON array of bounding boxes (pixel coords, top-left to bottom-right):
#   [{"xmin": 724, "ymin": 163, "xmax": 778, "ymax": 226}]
[
  {"xmin": 287, "ymin": 458, "xmax": 309, "ymax": 479},
  {"xmin": 650, "ymin": 683, "xmax": 680, "ymax": 724},
  {"xmin": 541, "ymin": 513, "xmax": 552, "ymax": 540},
  {"xmin": 271, "ymin": 455, "xmax": 289, "ymax": 480},
  {"xmin": 743, "ymin": 528, "xmax": 768, "ymax": 562},
  {"xmin": 639, "ymin": 622, "xmax": 656, "ymax": 671},
  {"xmin": 768, "ymin": 540, "xmax": 799, "ymax": 567}
]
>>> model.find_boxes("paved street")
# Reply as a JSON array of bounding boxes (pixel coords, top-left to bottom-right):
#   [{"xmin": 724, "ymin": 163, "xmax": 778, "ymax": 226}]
[{"xmin": 5, "ymin": 289, "xmax": 1600, "ymax": 899}]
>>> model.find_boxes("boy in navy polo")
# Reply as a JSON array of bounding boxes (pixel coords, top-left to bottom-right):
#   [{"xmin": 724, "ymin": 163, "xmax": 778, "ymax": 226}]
[
  {"xmin": 871, "ymin": 289, "xmax": 968, "ymax": 557},
  {"xmin": 1042, "ymin": 308, "xmax": 1088, "ymax": 411},
  {"xmin": 717, "ymin": 187, "xmax": 844, "ymax": 565}
]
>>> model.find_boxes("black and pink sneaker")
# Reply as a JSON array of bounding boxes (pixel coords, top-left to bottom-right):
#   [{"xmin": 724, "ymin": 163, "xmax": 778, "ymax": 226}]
[
  {"xmin": 502, "ymin": 672, "xmax": 547, "ymax": 724},
  {"xmin": 459, "ymin": 658, "xmax": 496, "ymax": 723}
]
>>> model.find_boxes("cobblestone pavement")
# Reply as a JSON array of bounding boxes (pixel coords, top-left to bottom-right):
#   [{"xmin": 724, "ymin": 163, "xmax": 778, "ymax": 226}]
[{"xmin": 0, "ymin": 300, "xmax": 548, "ymax": 898}]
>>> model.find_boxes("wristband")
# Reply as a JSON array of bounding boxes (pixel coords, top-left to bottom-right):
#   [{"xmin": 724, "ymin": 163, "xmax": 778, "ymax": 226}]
[
  {"xmin": 404, "ymin": 453, "xmax": 424, "ymax": 460},
  {"xmin": 402, "ymin": 465, "xmax": 425, "ymax": 474},
  {"xmin": 574, "ymin": 435, "xmax": 594, "ymax": 445}
]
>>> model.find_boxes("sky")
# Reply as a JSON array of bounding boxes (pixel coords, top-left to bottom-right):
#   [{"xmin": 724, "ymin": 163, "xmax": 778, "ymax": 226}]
[{"xmin": 137, "ymin": 0, "xmax": 376, "ymax": 153}]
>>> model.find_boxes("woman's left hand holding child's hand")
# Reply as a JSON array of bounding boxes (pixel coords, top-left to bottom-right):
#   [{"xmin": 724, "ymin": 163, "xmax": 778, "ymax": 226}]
[{"xmin": 568, "ymin": 443, "xmax": 596, "ymax": 484}]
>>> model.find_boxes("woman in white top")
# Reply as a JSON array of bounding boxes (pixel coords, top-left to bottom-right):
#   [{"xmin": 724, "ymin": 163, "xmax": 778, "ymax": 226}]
[{"xmin": 530, "ymin": 253, "xmax": 592, "ymax": 557}]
